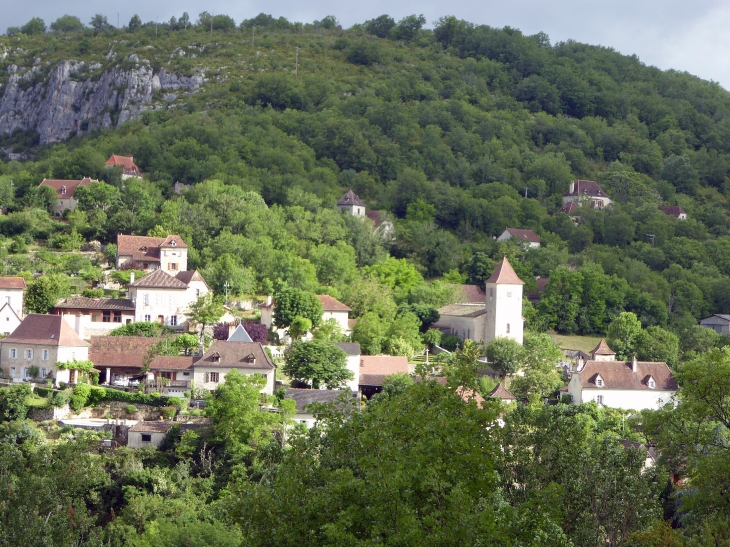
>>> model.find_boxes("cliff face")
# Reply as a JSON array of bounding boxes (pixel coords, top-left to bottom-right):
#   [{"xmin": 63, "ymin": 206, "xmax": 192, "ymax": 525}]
[{"xmin": 0, "ymin": 59, "xmax": 202, "ymax": 144}]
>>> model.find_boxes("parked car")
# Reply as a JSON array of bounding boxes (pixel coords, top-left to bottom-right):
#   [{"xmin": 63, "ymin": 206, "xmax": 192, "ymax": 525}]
[
  {"xmin": 129, "ymin": 379, "xmax": 140, "ymax": 387},
  {"xmin": 113, "ymin": 378, "xmax": 128, "ymax": 387}
]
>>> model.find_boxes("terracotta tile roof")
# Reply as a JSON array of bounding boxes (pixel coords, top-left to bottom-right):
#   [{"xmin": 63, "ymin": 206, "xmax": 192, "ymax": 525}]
[
  {"xmin": 591, "ymin": 339, "xmax": 616, "ymax": 357},
  {"xmin": 486, "ymin": 257, "xmax": 524, "ymax": 285},
  {"xmin": 360, "ymin": 355, "xmax": 409, "ymax": 376},
  {"xmin": 149, "ymin": 355, "xmax": 194, "ymax": 371},
  {"xmin": 563, "ymin": 180, "xmax": 609, "ymax": 198},
  {"xmin": 558, "ymin": 201, "xmax": 579, "ymax": 214},
  {"xmin": 437, "ymin": 304, "xmax": 486, "ymax": 318},
  {"xmin": 489, "ymin": 383, "xmax": 516, "ymax": 400},
  {"xmin": 337, "ymin": 189, "xmax": 365, "ymax": 207},
  {"xmin": 365, "ymin": 210, "xmax": 385, "ymax": 226},
  {"xmin": 196, "ymin": 340, "xmax": 274, "ymax": 370},
  {"xmin": 3, "ymin": 314, "xmax": 89, "ymax": 347},
  {"xmin": 334, "ymin": 342, "xmax": 361, "ymax": 355},
  {"xmin": 503, "ymin": 228, "xmax": 541, "ymax": 243},
  {"xmin": 0, "ymin": 277, "xmax": 26, "ymax": 289},
  {"xmin": 658, "ymin": 206, "xmax": 687, "ymax": 218},
  {"xmin": 130, "ymin": 269, "xmax": 188, "ymax": 289},
  {"xmin": 54, "ymin": 296, "xmax": 135, "ymax": 311},
  {"xmin": 117, "ymin": 234, "xmax": 187, "ymax": 263},
  {"xmin": 316, "ymin": 295, "xmax": 351, "ymax": 312},
  {"xmin": 105, "ymin": 154, "xmax": 141, "ymax": 176},
  {"xmin": 129, "ymin": 421, "xmax": 175, "ymax": 433},
  {"xmin": 159, "ymin": 235, "xmax": 188, "ymax": 249},
  {"xmin": 459, "ymin": 284, "xmax": 486, "ymax": 303},
  {"xmin": 285, "ymin": 388, "xmax": 354, "ymax": 412},
  {"xmin": 576, "ymin": 360, "xmax": 678, "ymax": 391},
  {"xmin": 526, "ymin": 277, "xmax": 549, "ymax": 301},
  {"xmin": 89, "ymin": 336, "xmax": 159, "ymax": 369},
  {"xmin": 39, "ymin": 177, "xmax": 96, "ymax": 199},
  {"xmin": 456, "ymin": 386, "xmax": 486, "ymax": 406}
]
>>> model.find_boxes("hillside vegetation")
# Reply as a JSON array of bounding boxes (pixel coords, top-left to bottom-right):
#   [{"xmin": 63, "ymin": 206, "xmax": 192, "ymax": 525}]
[{"xmin": 1, "ymin": 14, "xmax": 730, "ymax": 343}]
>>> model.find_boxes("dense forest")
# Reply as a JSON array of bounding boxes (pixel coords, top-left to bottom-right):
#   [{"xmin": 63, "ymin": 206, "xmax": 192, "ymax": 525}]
[{"xmin": 1, "ymin": 11, "xmax": 730, "ymax": 546}]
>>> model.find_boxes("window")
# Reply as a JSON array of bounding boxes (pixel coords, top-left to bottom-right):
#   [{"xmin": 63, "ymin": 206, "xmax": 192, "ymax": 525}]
[
  {"xmin": 596, "ymin": 378, "xmax": 603, "ymax": 387},
  {"xmin": 168, "ymin": 263, "xmax": 178, "ymax": 271},
  {"xmin": 24, "ymin": 349, "xmax": 33, "ymax": 360},
  {"xmin": 113, "ymin": 311, "xmax": 122, "ymax": 323},
  {"xmin": 9, "ymin": 348, "xmax": 16, "ymax": 359},
  {"xmin": 141, "ymin": 434, "xmax": 152, "ymax": 442},
  {"xmin": 170, "ymin": 315, "xmax": 178, "ymax": 326},
  {"xmin": 182, "ymin": 372, "xmax": 190, "ymax": 377},
  {"xmin": 196, "ymin": 289, "xmax": 200, "ymax": 297},
  {"xmin": 144, "ymin": 314, "xmax": 151, "ymax": 322},
  {"xmin": 144, "ymin": 294, "xmax": 149, "ymax": 306},
  {"xmin": 596, "ymin": 395, "xmax": 604, "ymax": 405},
  {"xmin": 41, "ymin": 368, "xmax": 46, "ymax": 378},
  {"xmin": 506, "ymin": 323, "xmax": 510, "ymax": 334},
  {"xmin": 42, "ymin": 349, "xmax": 48, "ymax": 361},
  {"xmin": 648, "ymin": 379, "xmax": 656, "ymax": 389},
  {"xmin": 102, "ymin": 311, "xmax": 111, "ymax": 323},
  {"xmin": 206, "ymin": 372, "xmax": 220, "ymax": 383},
  {"xmin": 507, "ymin": 291, "xmax": 512, "ymax": 297},
  {"xmin": 60, "ymin": 186, "xmax": 66, "ymax": 195}
]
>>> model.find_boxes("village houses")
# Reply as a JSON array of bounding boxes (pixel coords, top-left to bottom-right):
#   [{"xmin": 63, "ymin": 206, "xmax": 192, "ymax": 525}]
[
  {"xmin": 39, "ymin": 177, "xmax": 97, "ymax": 216},
  {"xmin": 260, "ymin": 294, "xmax": 353, "ymax": 341},
  {"xmin": 562, "ymin": 180, "xmax": 612, "ymax": 209},
  {"xmin": 194, "ymin": 340, "xmax": 276, "ymax": 395}
]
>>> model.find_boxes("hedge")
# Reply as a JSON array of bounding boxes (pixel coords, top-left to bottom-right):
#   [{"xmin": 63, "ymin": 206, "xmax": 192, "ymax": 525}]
[
  {"xmin": 38, "ymin": 385, "xmax": 172, "ymax": 409},
  {"xmin": 102, "ymin": 389, "xmax": 170, "ymax": 407},
  {"xmin": 35, "ymin": 387, "xmax": 56, "ymax": 397}
]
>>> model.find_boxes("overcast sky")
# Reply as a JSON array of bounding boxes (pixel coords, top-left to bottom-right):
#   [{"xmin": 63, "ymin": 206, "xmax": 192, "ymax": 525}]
[{"xmin": 5, "ymin": 0, "xmax": 730, "ymax": 90}]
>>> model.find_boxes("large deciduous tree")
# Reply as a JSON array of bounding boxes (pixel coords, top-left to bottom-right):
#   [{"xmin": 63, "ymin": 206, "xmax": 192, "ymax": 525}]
[
  {"xmin": 283, "ymin": 341, "xmax": 351, "ymax": 389},
  {"xmin": 273, "ymin": 287, "xmax": 322, "ymax": 330}
]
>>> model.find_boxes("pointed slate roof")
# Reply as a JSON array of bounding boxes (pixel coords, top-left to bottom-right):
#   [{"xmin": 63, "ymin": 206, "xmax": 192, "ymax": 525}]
[
  {"xmin": 489, "ymin": 383, "xmax": 516, "ymax": 400},
  {"xmin": 227, "ymin": 324, "xmax": 253, "ymax": 343},
  {"xmin": 591, "ymin": 339, "xmax": 616, "ymax": 357},
  {"xmin": 485, "ymin": 257, "xmax": 524, "ymax": 285},
  {"xmin": 337, "ymin": 189, "xmax": 365, "ymax": 207}
]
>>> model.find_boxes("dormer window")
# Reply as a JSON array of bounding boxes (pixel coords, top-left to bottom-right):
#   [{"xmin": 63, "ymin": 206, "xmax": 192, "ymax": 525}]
[
  {"xmin": 648, "ymin": 377, "xmax": 656, "ymax": 389},
  {"xmin": 171, "ymin": 240, "xmax": 177, "ymax": 247},
  {"xmin": 141, "ymin": 245, "xmax": 147, "ymax": 251},
  {"xmin": 243, "ymin": 353, "xmax": 256, "ymax": 364},
  {"xmin": 60, "ymin": 186, "xmax": 66, "ymax": 195},
  {"xmin": 212, "ymin": 352, "xmax": 221, "ymax": 363},
  {"xmin": 595, "ymin": 374, "xmax": 604, "ymax": 387}
]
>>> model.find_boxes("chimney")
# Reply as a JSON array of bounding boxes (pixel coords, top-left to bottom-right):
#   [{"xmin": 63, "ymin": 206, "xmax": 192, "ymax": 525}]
[
  {"xmin": 631, "ymin": 355, "xmax": 638, "ymax": 372},
  {"xmin": 129, "ymin": 272, "xmax": 135, "ymax": 284},
  {"xmin": 74, "ymin": 314, "xmax": 84, "ymax": 340},
  {"xmin": 569, "ymin": 182, "xmax": 575, "ymax": 194},
  {"xmin": 266, "ymin": 295, "xmax": 272, "ymax": 306},
  {"xmin": 577, "ymin": 356, "xmax": 585, "ymax": 371}
]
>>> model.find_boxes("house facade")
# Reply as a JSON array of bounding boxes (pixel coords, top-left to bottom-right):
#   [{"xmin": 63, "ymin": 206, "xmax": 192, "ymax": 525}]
[
  {"xmin": 260, "ymin": 294, "xmax": 353, "ymax": 341},
  {"xmin": 567, "ymin": 340, "xmax": 677, "ymax": 411},
  {"xmin": 89, "ymin": 336, "xmax": 158, "ymax": 385},
  {"xmin": 335, "ymin": 342, "xmax": 361, "ymax": 392},
  {"xmin": 699, "ymin": 314, "xmax": 730, "ymax": 334},
  {"xmin": 359, "ymin": 355, "xmax": 411, "ymax": 398},
  {"xmin": 116, "ymin": 234, "xmax": 188, "ymax": 271},
  {"xmin": 128, "ymin": 269, "xmax": 209, "ymax": 329},
  {"xmin": 128, "ymin": 421, "xmax": 174, "ymax": 449},
  {"xmin": 0, "ymin": 277, "xmax": 25, "ymax": 335},
  {"xmin": 193, "ymin": 340, "xmax": 276, "ymax": 394},
  {"xmin": 497, "ymin": 228, "xmax": 541, "ymax": 248},
  {"xmin": 148, "ymin": 355, "xmax": 195, "ymax": 397},
  {"xmin": 105, "ymin": 154, "xmax": 142, "ymax": 179},
  {"xmin": 562, "ymin": 180, "xmax": 612, "ymax": 210},
  {"xmin": 54, "ymin": 296, "xmax": 135, "ymax": 337},
  {"xmin": 433, "ymin": 304, "xmax": 487, "ymax": 344},
  {"xmin": 484, "ymin": 257, "xmax": 524, "ymax": 346},
  {"xmin": 0, "ymin": 315, "xmax": 89, "ymax": 385},
  {"xmin": 285, "ymin": 388, "xmax": 355, "ymax": 428},
  {"xmin": 39, "ymin": 177, "xmax": 96, "ymax": 216},
  {"xmin": 337, "ymin": 189, "xmax": 366, "ymax": 216}
]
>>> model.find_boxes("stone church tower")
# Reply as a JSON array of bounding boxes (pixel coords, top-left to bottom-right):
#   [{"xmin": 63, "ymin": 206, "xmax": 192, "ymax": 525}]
[{"xmin": 484, "ymin": 257, "xmax": 524, "ymax": 346}]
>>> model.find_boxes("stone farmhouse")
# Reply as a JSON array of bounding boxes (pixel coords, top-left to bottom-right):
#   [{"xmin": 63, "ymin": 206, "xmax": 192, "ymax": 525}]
[
  {"xmin": 53, "ymin": 296, "xmax": 135, "ymax": 337},
  {"xmin": 128, "ymin": 269, "xmax": 209, "ymax": 329},
  {"xmin": 116, "ymin": 234, "xmax": 188, "ymax": 271},
  {"xmin": 562, "ymin": 180, "xmax": 612, "ymax": 210},
  {"xmin": 567, "ymin": 340, "xmax": 677, "ymax": 411},
  {"xmin": 39, "ymin": 177, "xmax": 97, "ymax": 216},
  {"xmin": 658, "ymin": 206, "xmax": 687, "ymax": 220},
  {"xmin": 194, "ymin": 340, "xmax": 276, "ymax": 395},
  {"xmin": 1, "ymin": 314, "xmax": 89, "ymax": 385},
  {"xmin": 105, "ymin": 154, "xmax": 142, "ymax": 179},
  {"xmin": 337, "ymin": 189, "xmax": 366, "ymax": 216}
]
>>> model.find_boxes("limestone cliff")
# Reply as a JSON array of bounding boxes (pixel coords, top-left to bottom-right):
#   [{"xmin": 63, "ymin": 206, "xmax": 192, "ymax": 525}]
[{"xmin": 0, "ymin": 58, "xmax": 203, "ymax": 144}]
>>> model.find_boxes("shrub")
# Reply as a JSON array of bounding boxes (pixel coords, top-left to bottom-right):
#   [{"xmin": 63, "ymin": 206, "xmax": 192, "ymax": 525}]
[
  {"xmin": 440, "ymin": 333, "xmax": 461, "ymax": 352},
  {"xmin": 102, "ymin": 389, "xmax": 169, "ymax": 407},
  {"xmin": 69, "ymin": 395, "xmax": 86, "ymax": 412},
  {"xmin": 35, "ymin": 387, "xmax": 54, "ymax": 398},
  {"xmin": 87, "ymin": 386, "xmax": 106, "ymax": 406},
  {"xmin": 28, "ymin": 365, "xmax": 39, "ymax": 378},
  {"xmin": 125, "ymin": 405, "xmax": 137, "ymax": 414},
  {"xmin": 82, "ymin": 288, "xmax": 105, "ymax": 298},
  {"xmin": 166, "ymin": 397, "xmax": 183, "ymax": 409},
  {"xmin": 160, "ymin": 406, "xmax": 177, "ymax": 419},
  {"xmin": 190, "ymin": 409, "xmax": 203, "ymax": 417},
  {"xmin": 48, "ymin": 390, "xmax": 71, "ymax": 408}
]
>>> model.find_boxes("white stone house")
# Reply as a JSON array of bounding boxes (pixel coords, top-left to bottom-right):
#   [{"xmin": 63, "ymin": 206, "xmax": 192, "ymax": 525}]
[
  {"xmin": 193, "ymin": 340, "xmax": 276, "ymax": 395},
  {"xmin": 128, "ymin": 269, "xmax": 209, "ymax": 329},
  {"xmin": 497, "ymin": 228, "xmax": 541, "ymax": 248},
  {"xmin": 562, "ymin": 180, "xmax": 612, "ymax": 210},
  {"xmin": 0, "ymin": 314, "xmax": 89, "ymax": 385},
  {"xmin": 0, "ymin": 277, "xmax": 25, "ymax": 335},
  {"xmin": 54, "ymin": 297, "xmax": 135, "ymax": 338},
  {"xmin": 38, "ymin": 178, "xmax": 96, "ymax": 216},
  {"xmin": 337, "ymin": 189, "xmax": 366, "ymax": 216},
  {"xmin": 567, "ymin": 340, "xmax": 678, "ymax": 411},
  {"xmin": 335, "ymin": 342, "xmax": 361, "ymax": 392},
  {"xmin": 116, "ymin": 234, "xmax": 188, "ymax": 271}
]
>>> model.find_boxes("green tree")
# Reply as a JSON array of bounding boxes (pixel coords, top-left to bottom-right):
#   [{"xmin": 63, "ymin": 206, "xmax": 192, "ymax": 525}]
[
  {"xmin": 634, "ymin": 326, "xmax": 679, "ymax": 367},
  {"xmin": 25, "ymin": 274, "xmax": 70, "ymax": 314},
  {"xmin": 273, "ymin": 286, "xmax": 323, "ymax": 330},
  {"xmin": 351, "ymin": 312, "xmax": 390, "ymax": 355},
  {"xmin": 288, "ymin": 316, "xmax": 312, "ymax": 342},
  {"xmin": 175, "ymin": 333, "xmax": 199, "ymax": 355},
  {"xmin": 74, "ymin": 181, "xmax": 121, "ymax": 212},
  {"xmin": 510, "ymin": 333, "xmax": 564, "ymax": 403},
  {"xmin": 538, "ymin": 267, "xmax": 583, "ymax": 334},
  {"xmin": 187, "ymin": 293, "xmax": 225, "ymax": 342},
  {"xmin": 203, "ymin": 254, "xmax": 256, "ymax": 297},
  {"xmin": 20, "ymin": 18, "xmax": 46, "ymax": 35},
  {"xmin": 365, "ymin": 14, "xmax": 395, "ymax": 38},
  {"xmin": 128, "ymin": 14, "xmax": 142, "ymax": 31},
  {"xmin": 50, "ymin": 15, "xmax": 84, "ymax": 32},
  {"xmin": 89, "ymin": 14, "xmax": 110, "ymax": 31},
  {"xmin": 0, "ymin": 384, "xmax": 31, "ymax": 422},
  {"xmin": 283, "ymin": 341, "xmax": 351, "ymax": 389},
  {"xmin": 606, "ymin": 312, "xmax": 643, "ymax": 360},
  {"xmin": 486, "ymin": 337, "xmax": 524, "ymax": 377},
  {"xmin": 661, "ymin": 154, "xmax": 699, "ymax": 195},
  {"xmin": 364, "ymin": 257, "xmax": 424, "ymax": 294}
]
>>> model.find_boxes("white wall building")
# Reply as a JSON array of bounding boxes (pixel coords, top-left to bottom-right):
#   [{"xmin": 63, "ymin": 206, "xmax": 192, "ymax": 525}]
[
  {"xmin": 116, "ymin": 234, "xmax": 188, "ymax": 271},
  {"xmin": 193, "ymin": 340, "xmax": 276, "ymax": 394},
  {"xmin": 497, "ymin": 228, "xmax": 541, "ymax": 248},
  {"xmin": 260, "ymin": 294, "xmax": 353, "ymax": 342},
  {"xmin": 562, "ymin": 180, "xmax": 612, "ymax": 209},
  {"xmin": 0, "ymin": 314, "xmax": 89, "ymax": 385},
  {"xmin": 337, "ymin": 189, "xmax": 366, "ymax": 216},
  {"xmin": 0, "ymin": 277, "xmax": 25, "ymax": 336},
  {"xmin": 285, "ymin": 388, "xmax": 354, "ymax": 428},
  {"xmin": 128, "ymin": 269, "xmax": 209, "ymax": 329},
  {"xmin": 484, "ymin": 257, "xmax": 524, "ymax": 346},
  {"xmin": 567, "ymin": 340, "xmax": 678, "ymax": 411},
  {"xmin": 38, "ymin": 178, "xmax": 96, "ymax": 216},
  {"xmin": 127, "ymin": 422, "xmax": 175, "ymax": 449},
  {"xmin": 335, "ymin": 342, "xmax": 361, "ymax": 392}
]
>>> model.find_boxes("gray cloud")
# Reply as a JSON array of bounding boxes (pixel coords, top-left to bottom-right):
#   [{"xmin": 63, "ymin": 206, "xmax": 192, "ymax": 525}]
[{"xmin": 4, "ymin": 0, "xmax": 728, "ymax": 89}]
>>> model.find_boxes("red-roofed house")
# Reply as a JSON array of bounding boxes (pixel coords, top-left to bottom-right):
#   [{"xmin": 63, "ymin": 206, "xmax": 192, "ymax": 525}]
[
  {"xmin": 116, "ymin": 234, "xmax": 188, "ymax": 271},
  {"xmin": 39, "ymin": 177, "xmax": 97, "ymax": 216},
  {"xmin": 260, "ymin": 294, "xmax": 353, "ymax": 342},
  {"xmin": 497, "ymin": 228, "xmax": 541, "ymax": 248},
  {"xmin": 148, "ymin": 355, "xmax": 195, "ymax": 396},
  {"xmin": 567, "ymin": 340, "xmax": 677, "ymax": 410},
  {"xmin": 359, "ymin": 355, "xmax": 410, "ymax": 398},
  {"xmin": 1, "ymin": 315, "xmax": 89, "ymax": 385},
  {"xmin": 105, "ymin": 155, "xmax": 142, "ymax": 178},
  {"xmin": 658, "ymin": 206, "xmax": 687, "ymax": 220},
  {"xmin": 562, "ymin": 180, "xmax": 612, "ymax": 210}
]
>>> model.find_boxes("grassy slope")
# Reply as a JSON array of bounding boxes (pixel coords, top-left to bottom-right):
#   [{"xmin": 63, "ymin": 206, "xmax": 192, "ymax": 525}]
[{"xmin": 549, "ymin": 333, "xmax": 603, "ymax": 353}]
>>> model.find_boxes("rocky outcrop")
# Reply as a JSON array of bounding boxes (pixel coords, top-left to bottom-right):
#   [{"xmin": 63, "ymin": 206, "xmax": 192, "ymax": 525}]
[{"xmin": 0, "ymin": 59, "xmax": 203, "ymax": 144}]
